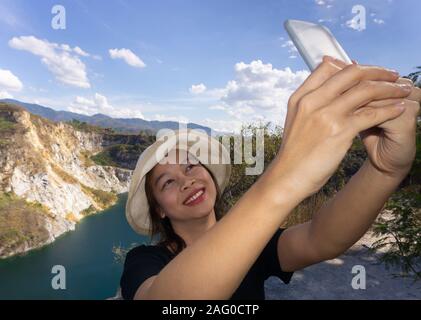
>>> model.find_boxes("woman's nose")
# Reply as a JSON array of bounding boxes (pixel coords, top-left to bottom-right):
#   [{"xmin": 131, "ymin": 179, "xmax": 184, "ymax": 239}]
[{"xmin": 181, "ymin": 177, "xmax": 196, "ymax": 190}]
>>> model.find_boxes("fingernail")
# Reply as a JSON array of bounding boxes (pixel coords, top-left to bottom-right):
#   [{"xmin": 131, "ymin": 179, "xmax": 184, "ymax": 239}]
[
  {"xmin": 389, "ymin": 69, "xmax": 399, "ymax": 77},
  {"xmin": 398, "ymin": 84, "xmax": 412, "ymax": 92}
]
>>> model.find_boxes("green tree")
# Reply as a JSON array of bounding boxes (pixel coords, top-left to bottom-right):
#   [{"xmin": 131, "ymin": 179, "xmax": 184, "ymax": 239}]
[{"xmin": 404, "ymin": 66, "xmax": 421, "ymax": 88}]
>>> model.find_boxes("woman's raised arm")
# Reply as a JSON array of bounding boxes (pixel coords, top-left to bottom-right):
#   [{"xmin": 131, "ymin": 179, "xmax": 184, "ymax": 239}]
[{"xmin": 137, "ymin": 58, "xmax": 411, "ymax": 300}]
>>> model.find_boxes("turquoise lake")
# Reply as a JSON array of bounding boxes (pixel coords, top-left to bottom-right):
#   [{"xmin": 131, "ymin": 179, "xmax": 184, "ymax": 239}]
[{"xmin": 0, "ymin": 193, "xmax": 148, "ymax": 299}]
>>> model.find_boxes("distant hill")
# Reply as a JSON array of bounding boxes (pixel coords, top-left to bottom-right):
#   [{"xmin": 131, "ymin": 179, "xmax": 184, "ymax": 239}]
[{"xmin": 0, "ymin": 99, "xmax": 214, "ymax": 135}]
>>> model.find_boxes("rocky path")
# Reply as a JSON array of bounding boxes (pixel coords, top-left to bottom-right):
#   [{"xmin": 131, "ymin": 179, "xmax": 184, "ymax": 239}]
[{"xmin": 265, "ymin": 231, "xmax": 421, "ymax": 300}]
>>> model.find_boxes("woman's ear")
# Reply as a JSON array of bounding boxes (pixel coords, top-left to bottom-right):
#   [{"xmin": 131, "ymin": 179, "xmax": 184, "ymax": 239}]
[{"xmin": 157, "ymin": 207, "xmax": 166, "ymax": 219}]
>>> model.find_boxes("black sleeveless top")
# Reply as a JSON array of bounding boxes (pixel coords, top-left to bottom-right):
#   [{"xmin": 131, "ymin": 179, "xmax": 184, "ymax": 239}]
[{"xmin": 120, "ymin": 228, "xmax": 293, "ymax": 300}]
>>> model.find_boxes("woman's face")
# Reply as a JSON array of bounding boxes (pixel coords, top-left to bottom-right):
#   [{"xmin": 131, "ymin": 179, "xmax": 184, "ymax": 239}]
[{"xmin": 149, "ymin": 149, "xmax": 217, "ymax": 222}]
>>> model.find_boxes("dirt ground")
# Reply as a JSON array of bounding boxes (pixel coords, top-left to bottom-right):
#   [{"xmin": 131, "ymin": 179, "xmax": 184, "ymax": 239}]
[{"xmin": 265, "ymin": 231, "xmax": 421, "ymax": 300}]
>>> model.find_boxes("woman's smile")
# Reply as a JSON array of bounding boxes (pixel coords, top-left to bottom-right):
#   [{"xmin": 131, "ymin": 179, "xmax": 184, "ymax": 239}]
[{"xmin": 183, "ymin": 187, "xmax": 207, "ymax": 206}]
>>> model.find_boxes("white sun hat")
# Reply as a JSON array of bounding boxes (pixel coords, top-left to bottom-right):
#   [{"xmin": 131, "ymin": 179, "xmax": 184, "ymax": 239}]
[{"xmin": 126, "ymin": 128, "xmax": 231, "ymax": 235}]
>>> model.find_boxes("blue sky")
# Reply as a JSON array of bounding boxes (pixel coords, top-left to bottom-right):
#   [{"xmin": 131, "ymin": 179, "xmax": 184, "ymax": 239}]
[{"xmin": 0, "ymin": 0, "xmax": 419, "ymax": 132}]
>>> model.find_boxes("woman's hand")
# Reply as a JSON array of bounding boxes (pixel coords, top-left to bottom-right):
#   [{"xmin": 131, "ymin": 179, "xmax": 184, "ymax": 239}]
[
  {"xmin": 323, "ymin": 59, "xmax": 421, "ymax": 178},
  {"xmin": 360, "ymin": 75, "xmax": 420, "ymax": 177},
  {"xmin": 357, "ymin": 96, "xmax": 420, "ymax": 178},
  {"xmin": 276, "ymin": 56, "xmax": 412, "ymax": 198}
]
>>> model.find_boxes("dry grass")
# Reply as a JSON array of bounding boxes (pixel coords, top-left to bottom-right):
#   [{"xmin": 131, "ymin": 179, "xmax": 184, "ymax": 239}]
[
  {"xmin": 0, "ymin": 118, "xmax": 15, "ymax": 131},
  {"xmin": 282, "ymin": 191, "xmax": 330, "ymax": 228},
  {"xmin": 79, "ymin": 150, "xmax": 95, "ymax": 167},
  {"xmin": 65, "ymin": 212, "xmax": 79, "ymax": 222},
  {"xmin": 51, "ymin": 164, "xmax": 79, "ymax": 184},
  {"xmin": 81, "ymin": 205, "xmax": 96, "ymax": 217},
  {"xmin": 81, "ymin": 184, "xmax": 117, "ymax": 209},
  {"xmin": 0, "ymin": 103, "xmax": 25, "ymax": 113},
  {"xmin": 51, "ymin": 164, "xmax": 117, "ymax": 211},
  {"xmin": 0, "ymin": 192, "xmax": 53, "ymax": 257}
]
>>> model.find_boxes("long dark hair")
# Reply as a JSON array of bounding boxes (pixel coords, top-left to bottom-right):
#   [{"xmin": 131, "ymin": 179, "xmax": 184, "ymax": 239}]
[{"xmin": 144, "ymin": 162, "xmax": 224, "ymax": 255}]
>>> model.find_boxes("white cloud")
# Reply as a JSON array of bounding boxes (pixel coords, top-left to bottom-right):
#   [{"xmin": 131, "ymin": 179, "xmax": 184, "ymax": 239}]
[
  {"xmin": 315, "ymin": 0, "xmax": 334, "ymax": 8},
  {"xmin": 28, "ymin": 86, "xmax": 48, "ymax": 93},
  {"xmin": 60, "ymin": 44, "xmax": 71, "ymax": 52},
  {"xmin": 281, "ymin": 40, "xmax": 298, "ymax": 52},
  {"xmin": 0, "ymin": 68, "xmax": 21, "ymax": 104},
  {"xmin": 74, "ymin": 96, "xmax": 96, "ymax": 108},
  {"xmin": 281, "ymin": 40, "xmax": 298, "ymax": 59},
  {"xmin": 109, "ymin": 48, "xmax": 146, "ymax": 68},
  {"xmin": 111, "ymin": 108, "xmax": 145, "ymax": 119},
  {"xmin": 209, "ymin": 105, "xmax": 226, "ymax": 111},
  {"xmin": 318, "ymin": 18, "xmax": 334, "ymax": 23},
  {"xmin": 0, "ymin": 69, "xmax": 23, "ymax": 91},
  {"xmin": 152, "ymin": 114, "xmax": 189, "ymax": 123},
  {"xmin": 9, "ymin": 36, "xmax": 90, "ymax": 88},
  {"xmin": 69, "ymin": 93, "xmax": 145, "ymax": 119},
  {"xmin": 373, "ymin": 18, "xmax": 385, "ymax": 25},
  {"xmin": 201, "ymin": 60, "xmax": 309, "ymax": 130},
  {"xmin": 0, "ymin": 91, "xmax": 13, "ymax": 99},
  {"xmin": 12, "ymin": 95, "xmax": 72, "ymax": 111},
  {"xmin": 60, "ymin": 44, "xmax": 92, "ymax": 57},
  {"xmin": 189, "ymin": 83, "xmax": 207, "ymax": 94},
  {"xmin": 199, "ymin": 118, "xmax": 243, "ymax": 134},
  {"xmin": 73, "ymin": 46, "xmax": 89, "ymax": 57}
]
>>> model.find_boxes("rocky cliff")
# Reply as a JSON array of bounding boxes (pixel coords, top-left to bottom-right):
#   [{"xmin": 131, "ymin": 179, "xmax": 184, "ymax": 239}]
[{"xmin": 0, "ymin": 103, "xmax": 133, "ymax": 258}]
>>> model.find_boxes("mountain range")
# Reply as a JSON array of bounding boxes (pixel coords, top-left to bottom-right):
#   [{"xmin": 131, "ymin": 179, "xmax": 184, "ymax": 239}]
[{"xmin": 0, "ymin": 99, "xmax": 214, "ymax": 135}]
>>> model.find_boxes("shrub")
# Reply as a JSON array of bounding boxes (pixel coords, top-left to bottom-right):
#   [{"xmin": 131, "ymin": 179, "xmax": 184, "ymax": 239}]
[{"xmin": 371, "ymin": 185, "xmax": 421, "ymax": 281}]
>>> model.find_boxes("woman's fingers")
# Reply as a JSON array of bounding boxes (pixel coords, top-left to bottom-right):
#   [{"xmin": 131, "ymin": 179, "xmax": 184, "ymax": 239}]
[
  {"xmin": 281, "ymin": 56, "xmax": 343, "ymax": 147},
  {"xmin": 304, "ymin": 64, "xmax": 401, "ymax": 111},
  {"xmin": 364, "ymin": 98, "xmax": 403, "ymax": 108},
  {"xmin": 351, "ymin": 99, "xmax": 420, "ymax": 135},
  {"xmin": 288, "ymin": 56, "xmax": 342, "ymax": 107},
  {"xmin": 408, "ymin": 86, "xmax": 421, "ymax": 102},
  {"xmin": 396, "ymin": 77, "xmax": 413, "ymax": 86},
  {"xmin": 328, "ymin": 80, "xmax": 412, "ymax": 115},
  {"xmin": 350, "ymin": 103, "xmax": 406, "ymax": 134}
]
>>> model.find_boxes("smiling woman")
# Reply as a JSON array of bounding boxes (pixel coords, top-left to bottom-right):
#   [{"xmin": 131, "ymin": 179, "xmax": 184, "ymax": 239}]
[
  {"xmin": 119, "ymin": 57, "xmax": 420, "ymax": 300},
  {"xmin": 120, "ymin": 128, "xmax": 294, "ymax": 300}
]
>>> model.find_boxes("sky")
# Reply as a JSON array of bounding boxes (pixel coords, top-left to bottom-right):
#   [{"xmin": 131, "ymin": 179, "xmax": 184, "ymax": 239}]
[{"xmin": 0, "ymin": 0, "xmax": 420, "ymax": 133}]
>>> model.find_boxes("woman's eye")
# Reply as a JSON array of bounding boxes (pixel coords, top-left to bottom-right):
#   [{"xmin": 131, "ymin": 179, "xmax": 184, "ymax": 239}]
[
  {"xmin": 186, "ymin": 164, "xmax": 196, "ymax": 171},
  {"xmin": 163, "ymin": 179, "xmax": 174, "ymax": 189}
]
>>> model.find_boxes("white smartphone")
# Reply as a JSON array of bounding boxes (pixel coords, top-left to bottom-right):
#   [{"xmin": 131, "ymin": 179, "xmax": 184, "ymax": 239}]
[{"xmin": 284, "ymin": 19, "xmax": 352, "ymax": 71}]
